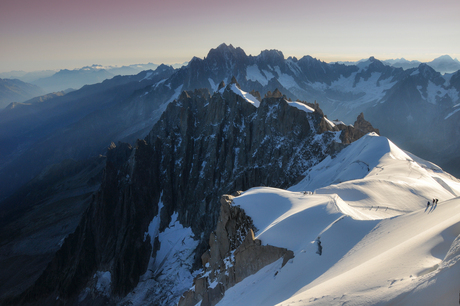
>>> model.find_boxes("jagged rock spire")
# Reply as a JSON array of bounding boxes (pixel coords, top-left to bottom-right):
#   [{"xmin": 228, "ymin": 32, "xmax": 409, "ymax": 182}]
[
  {"xmin": 179, "ymin": 91, "xmax": 191, "ymax": 100},
  {"xmin": 264, "ymin": 88, "xmax": 284, "ymax": 99},
  {"xmin": 217, "ymin": 80, "xmax": 226, "ymax": 91},
  {"xmin": 230, "ymin": 76, "xmax": 240, "ymax": 89}
]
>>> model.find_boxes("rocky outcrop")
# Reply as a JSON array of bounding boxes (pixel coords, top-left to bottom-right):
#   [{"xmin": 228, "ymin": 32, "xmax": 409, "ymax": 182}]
[
  {"xmin": 178, "ymin": 195, "xmax": 294, "ymax": 306},
  {"xmin": 264, "ymin": 88, "xmax": 285, "ymax": 99},
  {"xmin": 354, "ymin": 112, "xmax": 380, "ymax": 135},
  {"xmin": 339, "ymin": 112, "xmax": 380, "ymax": 144}
]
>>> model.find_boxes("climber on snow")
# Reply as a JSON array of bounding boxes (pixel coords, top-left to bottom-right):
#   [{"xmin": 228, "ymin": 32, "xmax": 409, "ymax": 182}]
[{"xmin": 316, "ymin": 238, "xmax": 322, "ymax": 256}]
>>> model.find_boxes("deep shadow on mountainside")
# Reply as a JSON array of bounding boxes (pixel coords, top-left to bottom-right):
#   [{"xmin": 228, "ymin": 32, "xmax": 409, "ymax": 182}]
[
  {"xmin": 4, "ymin": 81, "xmax": 379, "ymax": 305},
  {"xmin": 0, "ymin": 78, "xmax": 44, "ymax": 109},
  {"xmin": 0, "ymin": 65, "xmax": 176, "ymax": 201},
  {"xmin": 0, "ymin": 156, "xmax": 106, "ymax": 302}
]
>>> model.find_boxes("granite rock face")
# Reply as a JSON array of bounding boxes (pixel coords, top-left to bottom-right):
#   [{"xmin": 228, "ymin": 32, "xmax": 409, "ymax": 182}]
[
  {"xmin": 17, "ymin": 83, "xmax": 370, "ymax": 305},
  {"xmin": 339, "ymin": 112, "xmax": 380, "ymax": 144},
  {"xmin": 178, "ymin": 194, "xmax": 294, "ymax": 306}
]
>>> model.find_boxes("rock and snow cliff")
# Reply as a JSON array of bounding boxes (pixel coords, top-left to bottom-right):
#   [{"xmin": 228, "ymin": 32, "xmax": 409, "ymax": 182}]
[
  {"xmin": 209, "ymin": 133, "xmax": 460, "ymax": 306},
  {"xmin": 11, "ymin": 81, "xmax": 378, "ymax": 305}
]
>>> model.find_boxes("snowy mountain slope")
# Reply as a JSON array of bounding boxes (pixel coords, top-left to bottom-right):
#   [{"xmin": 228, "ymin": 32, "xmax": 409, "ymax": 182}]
[
  {"xmin": 291, "ymin": 133, "xmax": 460, "ymax": 216},
  {"xmin": 215, "ymin": 133, "xmax": 460, "ymax": 306},
  {"xmin": 119, "ymin": 212, "xmax": 200, "ymax": 306}
]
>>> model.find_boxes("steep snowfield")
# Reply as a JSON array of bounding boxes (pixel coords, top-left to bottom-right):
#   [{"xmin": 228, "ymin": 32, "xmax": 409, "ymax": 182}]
[
  {"xmin": 223, "ymin": 83, "xmax": 260, "ymax": 107},
  {"xmin": 121, "ymin": 212, "xmax": 200, "ymax": 306},
  {"xmin": 217, "ymin": 133, "xmax": 460, "ymax": 306},
  {"xmin": 309, "ymin": 72, "xmax": 397, "ymax": 109}
]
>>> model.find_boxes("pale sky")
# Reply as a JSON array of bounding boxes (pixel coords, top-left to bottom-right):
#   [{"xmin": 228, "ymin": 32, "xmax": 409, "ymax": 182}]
[{"xmin": 1, "ymin": 0, "xmax": 459, "ymax": 72}]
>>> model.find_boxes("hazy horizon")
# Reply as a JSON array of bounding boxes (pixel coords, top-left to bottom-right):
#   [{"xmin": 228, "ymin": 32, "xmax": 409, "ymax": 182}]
[
  {"xmin": 1, "ymin": 0, "xmax": 459, "ymax": 73},
  {"xmin": 1, "ymin": 50, "xmax": 459, "ymax": 74}
]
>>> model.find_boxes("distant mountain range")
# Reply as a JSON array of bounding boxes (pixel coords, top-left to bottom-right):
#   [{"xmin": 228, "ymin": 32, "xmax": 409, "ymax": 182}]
[
  {"xmin": 339, "ymin": 54, "xmax": 460, "ymax": 74},
  {"xmin": 0, "ymin": 78, "xmax": 44, "ymax": 109},
  {"xmin": 0, "ymin": 54, "xmax": 456, "ymax": 103},
  {"xmin": 0, "ymin": 65, "xmax": 176, "ymax": 199},
  {"xmin": 0, "ymin": 62, "xmax": 189, "ymax": 94},
  {"xmin": 31, "ymin": 66, "xmax": 117, "ymax": 93}
]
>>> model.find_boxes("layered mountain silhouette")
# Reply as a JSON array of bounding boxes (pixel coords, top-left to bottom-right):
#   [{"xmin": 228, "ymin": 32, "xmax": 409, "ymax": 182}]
[
  {"xmin": 2, "ymin": 44, "xmax": 459, "ymax": 200},
  {"xmin": 0, "ymin": 44, "xmax": 459, "ymax": 304},
  {"xmin": 0, "ymin": 78, "xmax": 44, "ymax": 109}
]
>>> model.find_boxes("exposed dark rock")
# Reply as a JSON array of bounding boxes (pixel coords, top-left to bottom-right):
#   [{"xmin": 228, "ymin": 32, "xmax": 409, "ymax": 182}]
[
  {"xmin": 354, "ymin": 112, "xmax": 380, "ymax": 135},
  {"xmin": 217, "ymin": 80, "xmax": 225, "ymax": 91},
  {"xmin": 0, "ymin": 156, "xmax": 106, "ymax": 303},
  {"xmin": 230, "ymin": 76, "xmax": 240, "ymax": 88},
  {"xmin": 265, "ymin": 88, "xmax": 284, "ymax": 99},
  {"xmin": 249, "ymin": 90, "xmax": 261, "ymax": 101},
  {"xmin": 340, "ymin": 112, "xmax": 380, "ymax": 144},
  {"xmin": 179, "ymin": 195, "xmax": 294, "ymax": 306}
]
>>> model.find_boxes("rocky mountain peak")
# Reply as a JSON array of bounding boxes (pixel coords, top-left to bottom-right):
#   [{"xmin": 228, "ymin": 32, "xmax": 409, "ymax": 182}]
[
  {"xmin": 206, "ymin": 43, "xmax": 247, "ymax": 64},
  {"xmin": 339, "ymin": 112, "xmax": 380, "ymax": 144},
  {"xmin": 297, "ymin": 55, "xmax": 325, "ymax": 70},
  {"xmin": 417, "ymin": 63, "xmax": 438, "ymax": 79},
  {"xmin": 230, "ymin": 76, "xmax": 240, "ymax": 88},
  {"xmin": 354, "ymin": 112, "xmax": 380, "ymax": 135},
  {"xmin": 217, "ymin": 80, "xmax": 226, "ymax": 91},
  {"xmin": 367, "ymin": 56, "xmax": 385, "ymax": 70},
  {"xmin": 156, "ymin": 63, "xmax": 175, "ymax": 72},
  {"xmin": 264, "ymin": 88, "xmax": 284, "ymax": 99},
  {"xmin": 179, "ymin": 90, "xmax": 191, "ymax": 100},
  {"xmin": 258, "ymin": 49, "xmax": 285, "ymax": 64}
]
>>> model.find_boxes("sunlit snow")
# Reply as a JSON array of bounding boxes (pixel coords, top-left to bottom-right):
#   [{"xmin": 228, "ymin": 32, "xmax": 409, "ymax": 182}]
[
  {"xmin": 226, "ymin": 83, "xmax": 260, "ymax": 107},
  {"xmin": 123, "ymin": 210, "xmax": 199, "ymax": 306},
  {"xmin": 286, "ymin": 101, "xmax": 315, "ymax": 113},
  {"xmin": 309, "ymin": 72, "xmax": 397, "ymax": 109},
  {"xmin": 217, "ymin": 133, "xmax": 460, "ymax": 306},
  {"xmin": 274, "ymin": 66, "xmax": 302, "ymax": 91},
  {"xmin": 445, "ymin": 107, "xmax": 460, "ymax": 120},
  {"xmin": 246, "ymin": 64, "xmax": 270, "ymax": 86}
]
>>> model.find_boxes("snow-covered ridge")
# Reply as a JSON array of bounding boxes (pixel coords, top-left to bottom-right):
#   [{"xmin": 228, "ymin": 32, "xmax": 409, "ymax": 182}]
[
  {"xmin": 286, "ymin": 101, "xmax": 314, "ymax": 113},
  {"xmin": 220, "ymin": 83, "xmax": 260, "ymax": 107},
  {"xmin": 217, "ymin": 133, "xmax": 460, "ymax": 305}
]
